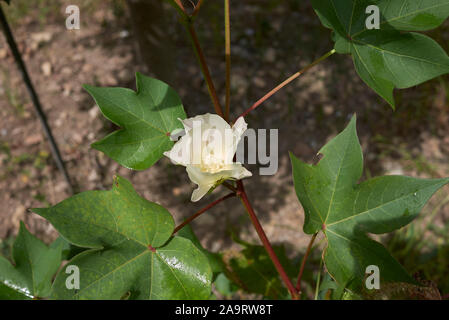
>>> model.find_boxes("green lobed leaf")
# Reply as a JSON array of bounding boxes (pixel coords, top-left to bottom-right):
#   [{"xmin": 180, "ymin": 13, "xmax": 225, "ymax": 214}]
[
  {"xmin": 84, "ymin": 73, "xmax": 186, "ymax": 170},
  {"xmin": 290, "ymin": 115, "xmax": 449, "ymax": 291},
  {"xmin": 0, "ymin": 256, "xmax": 32, "ymax": 300},
  {"xmin": 0, "ymin": 282, "xmax": 30, "ymax": 300},
  {"xmin": 175, "ymin": 225, "xmax": 237, "ymax": 300},
  {"xmin": 213, "ymin": 273, "xmax": 238, "ymax": 298},
  {"xmin": 176, "ymin": 225, "xmax": 225, "ymax": 275},
  {"xmin": 0, "ymin": 222, "xmax": 62, "ymax": 299},
  {"xmin": 50, "ymin": 236, "xmax": 86, "ymax": 261},
  {"xmin": 0, "ymin": 236, "xmax": 14, "ymax": 260},
  {"xmin": 318, "ymin": 273, "xmax": 339, "ymax": 300},
  {"xmin": 311, "ymin": 0, "xmax": 449, "ymax": 107},
  {"xmin": 32, "ymin": 176, "xmax": 212, "ymax": 300}
]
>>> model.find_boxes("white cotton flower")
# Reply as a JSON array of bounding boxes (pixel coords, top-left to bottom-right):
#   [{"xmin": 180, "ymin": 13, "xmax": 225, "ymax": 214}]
[{"xmin": 164, "ymin": 113, "xmax": 252, "ymax": 202}]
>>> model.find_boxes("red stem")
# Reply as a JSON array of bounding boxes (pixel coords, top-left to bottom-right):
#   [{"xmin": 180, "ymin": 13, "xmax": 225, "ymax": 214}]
[
  {"xmin": 172, "ymin": 0, "xmax": 224, "ymax": 118},
  {"xmin": 222, "ymin": 181, "xmax": 237, "ymax": 193},
  {"xmin": 236, "ymin": 180, "xmax": 300, "ymax": 300},
  {"xmin": 238, "ymin": 72, "xmax": 301, "ymax": 121},
  {"xmin": 173, "ymin": 192, "xmax": 235, "ymax": 234},
  {"xmin": 296, "ymin": 232, "xmax": 318, "ymax": 293},
  {"xmin": 185, "ymin": 23, "xmax": 225, "ymax": 118},
  {"xmin": 192, "ymin": 0, "xmax": 205, "ymax": 17},
  {"xmin": 442, "ymin": 293, "xmax": 449, "ymax": 300},
  {"xmin": 235, "ymin": 49, "xmax": 336, "ymax": 122}
]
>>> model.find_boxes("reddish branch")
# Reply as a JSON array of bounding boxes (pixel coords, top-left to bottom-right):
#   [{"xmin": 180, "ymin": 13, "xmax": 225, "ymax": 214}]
[
  {"xmin": 296, "ymin": 232, "xmax": 318, "ymax": 293},
  {"xmin": 172, "ymin": 0, "xmax": 225, "ymax": 118},
  {"xmin": 173, "ymin": 192, "xmax": 236, "ymax": 234},
  {"xmin": 192, "ymin": 0, "xmax": 205, "ymax": 17},
  {"xmin": 235, "ymin": 49, "xmax": 336, "ymax": 122},
  {"xmin": 185, "ymin": 24, "xmax": 225, "ymax": 118},
  {"xmin": 222, "ymin": 181, "xmax": 237, "ymax": 193},
  {"xmin": 236, "ymin": 180, "xmax": 300, "ymax": 300}
]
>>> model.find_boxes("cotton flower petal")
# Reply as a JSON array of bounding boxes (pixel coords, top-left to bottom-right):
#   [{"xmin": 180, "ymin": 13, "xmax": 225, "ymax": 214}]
[
  {"xmin": 182, "ymin": 113, "xmax": 230, "ymax": 133},
  {"xmin": 163, "ymin": 134, "xmax": 192, "ymax": 166},
  {"xmin": 186, "ymin": 163, "xmax": 252, "ymax": 201},
  {"xmin": 169, "ymin": 128, "xmax": 185, "ymax": 141},
  {"xmin": 191, "ymin": 184, "xmax": 213, "ymax": 202},
  {"xmin": 186, "ymin": 166, "xmax": 220, "ymax": 202},
  {"xmin": 165, "ymin": 113, "xmax": 252, "ymax": 202},
  {"xmin": 186, "ymin": 165, "xmax": 219, "ymax": 187},
  {"xmin": 232, "ymin": 117, "xmax": 248, "ymax": 142},
  {"xmin": 203, "ymin": 113, "xmax": 231, "ymax": 132},
  {"xmin": 230, "ymin": 116, "xmax": 248, "ymax": 157},
  {"xmin": 228, "ymin": 163, "xmax": 253, "ymax": 180}
]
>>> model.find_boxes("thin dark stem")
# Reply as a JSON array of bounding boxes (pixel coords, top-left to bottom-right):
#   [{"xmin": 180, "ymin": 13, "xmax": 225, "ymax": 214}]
[
  {"xmin": 236, "ymin": 180, "xmax": 300, "ymax": 300},
  {"xmin": 235, "ymin": 49, "xmax": 336, "ymax": 122},
  {"xmin": 0, "ymin": 6, "xmax": 74, "ymax": 195},
  {"xmin": 224, "ymin": 0, "xmax": 231, "ymax": 121},
  {"xmin": 222, "ymin": 181, "xmax": 237, "ymax": 193},
  {"xmin": 296, "ymin": 232, "xmax": 318, "ymax": 294},
  {"xmin": 171, "ymin": 0, "xmax": 224, "ymax": 117},
  {"xmin": 173, "ymin": 192, "xmax": 235, "ymax": 234},
  {"xmin": 184, "ymin": 23, "xmax": 225, "ymax": 118}
]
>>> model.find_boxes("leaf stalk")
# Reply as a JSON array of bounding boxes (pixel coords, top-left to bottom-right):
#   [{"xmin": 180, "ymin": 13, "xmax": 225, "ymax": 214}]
[
  {"xmin": 192, "ymin": 0, "xmax": 205, "ymax": 17},
  {"xmin": 173, "ymin": 192, "xmax": 235, "ymax": 234},
  {"xmin": 296, "ymin": 232, "xmax": 318, "ymax": 294},
  {"xmin": 235, "ymin": 49, "xmax": 336, "ymax": 122},
  {"xmin": 236, "ymin": 180, "xmax": 300, "ymax": 300}
]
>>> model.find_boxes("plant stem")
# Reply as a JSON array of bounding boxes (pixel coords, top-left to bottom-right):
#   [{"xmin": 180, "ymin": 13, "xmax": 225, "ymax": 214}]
[
  {"xmin": 222, "ymin": 181, "xmax": 237, "ymax": 193},
  {"xmin": 224, "ymin": 0, "xmax": 231, "ymax": 121},
  {"xmin": 235, "ymin": 49, "xmax": 336, "ymax": 122},
  {"xmin": 184, "ymin": 22, "xmax": 225, "ymax": 118},
  {"xmin": 174, "ymin": 0, "xmax": 185, "ymax": 11},
  {"xmin": 236, "ymin": 180, "xmax": 300, "ymax": 300},
  {"xmin": 169, "ymin": 0, "xmax": 188, "ymax": 17},
  {"xmin": 171, "ymin": 0, "xmax": 225, "ymax": 118},
  {"xmin": 0, "ymin": 6, "xmax": 74, "ymax": 195},
  {"xmin": 173, "ymin": 192, "xmax": 235, "ymax": 234},
  {"xmin": 296, "ymin": 232, "xmax": 317, "ymax": 294},
  {"xmin": 314, "ymin": 256, "xmax": 323, "ymax": 300},
  {"xmin": 192, "ymin": 0, "xmax": 205, "ymax": 17}
]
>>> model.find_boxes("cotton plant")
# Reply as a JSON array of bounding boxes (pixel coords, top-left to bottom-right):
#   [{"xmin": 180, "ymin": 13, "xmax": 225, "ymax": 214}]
[{"xmin": 1, "ymin": 0, "xmax": 449, "ymax": 301}]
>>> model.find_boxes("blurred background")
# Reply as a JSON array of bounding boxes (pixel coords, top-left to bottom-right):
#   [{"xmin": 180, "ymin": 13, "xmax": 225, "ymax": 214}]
[{"xmin": 0, "ymin": 0, "xmax": 448, "ymax": 298}]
